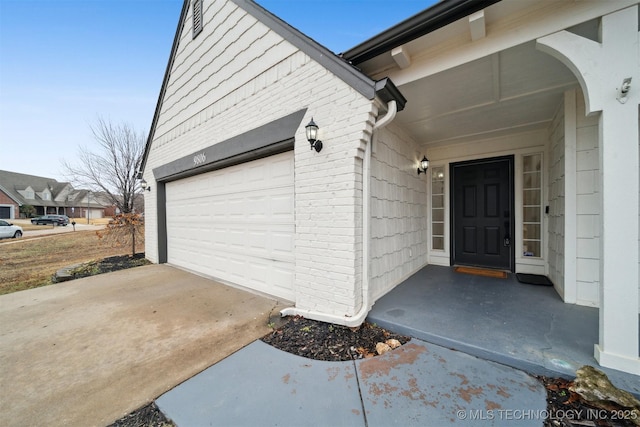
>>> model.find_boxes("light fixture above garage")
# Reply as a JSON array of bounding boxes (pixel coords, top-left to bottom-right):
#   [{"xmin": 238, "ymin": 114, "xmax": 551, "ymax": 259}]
[
  {"xmin": 140, "ymin": 179, "xmax": 151, "ymax": 192},
  {"xmin": 417, "ymin": 156, "xmax": 429, "ymax": 175},
  {"xmin": 305, "ymin": 118, "xmax": 323, "ymax": 153}
]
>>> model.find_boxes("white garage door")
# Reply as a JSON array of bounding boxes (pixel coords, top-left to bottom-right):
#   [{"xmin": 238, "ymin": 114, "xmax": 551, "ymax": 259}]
[{"xmin": 165, "ymin": 151, "xmax": 295, "ymax": 300}]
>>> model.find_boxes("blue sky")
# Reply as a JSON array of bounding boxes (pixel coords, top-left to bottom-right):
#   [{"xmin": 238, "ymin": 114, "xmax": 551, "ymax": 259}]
[{"xmin": 0, "ymin": 0, "xmax": 433, "ymax": 182}]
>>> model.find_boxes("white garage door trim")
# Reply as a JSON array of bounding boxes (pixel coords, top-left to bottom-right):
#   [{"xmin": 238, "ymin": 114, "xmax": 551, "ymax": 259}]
[{"xmin": 165, "ymin": 151, "xmax": 295, "ymax": 300}]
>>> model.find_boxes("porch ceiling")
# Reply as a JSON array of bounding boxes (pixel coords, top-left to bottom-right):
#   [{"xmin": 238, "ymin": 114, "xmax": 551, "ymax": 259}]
[{"xmin": 394, "ymin": 41, "xmax": 578, "ymax": 147}]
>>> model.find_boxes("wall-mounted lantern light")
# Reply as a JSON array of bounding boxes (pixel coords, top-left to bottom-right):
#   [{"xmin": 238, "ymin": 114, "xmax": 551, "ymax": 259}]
[
  {"xmin": 305, "ymin": 118, "xmax": 323, "ymax": 153},
  {"xmin": 140, "ymin": 179, "xmax": 151, "ymax": 192},
  {"xmin": 417, "ymin": 156, "xmax": 429, "ymax": 175}
]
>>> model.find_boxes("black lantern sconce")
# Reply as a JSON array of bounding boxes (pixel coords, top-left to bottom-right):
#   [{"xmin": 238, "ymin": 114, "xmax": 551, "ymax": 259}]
[
  {"xmin": 305, "ymin": 118, "xmax": 323, "ymax": 153},
  {"xmin": 417, "ymin": 156, "xmax": 430, "ymax": 175},
  {"xmin": 140, "ymin": 179, "xmax": 151, "ymax": 192}
]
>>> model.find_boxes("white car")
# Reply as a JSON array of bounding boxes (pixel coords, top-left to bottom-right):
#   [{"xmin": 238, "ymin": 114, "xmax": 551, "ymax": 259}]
[{"xmin": 0, "ymin": 220, "xmax": 23, "ymax": 239}]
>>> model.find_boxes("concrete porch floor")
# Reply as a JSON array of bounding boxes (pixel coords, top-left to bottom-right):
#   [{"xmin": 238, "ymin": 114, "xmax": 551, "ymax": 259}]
[{"xmin": 366, "ymin": 265, "xmax": 640, "ymax": 396}]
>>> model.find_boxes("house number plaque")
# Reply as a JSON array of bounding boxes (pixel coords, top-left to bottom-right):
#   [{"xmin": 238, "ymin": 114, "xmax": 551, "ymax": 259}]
[{"xmin": 193, "ymin": 152, "xmax": 206, "ymax": 167}]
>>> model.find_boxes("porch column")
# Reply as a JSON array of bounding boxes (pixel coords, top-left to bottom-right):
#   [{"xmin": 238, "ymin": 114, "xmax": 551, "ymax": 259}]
[{"xmin": 537, "ymin": 6, "xmax": 640, "ymax": 375}]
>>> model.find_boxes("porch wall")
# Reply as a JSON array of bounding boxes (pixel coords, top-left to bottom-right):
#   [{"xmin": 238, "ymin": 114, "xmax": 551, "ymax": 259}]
[
  {"xmin": 573, "ymin": 91, "xmax": 600, "ymax": 307},
  {"xmin": 547, "ymin": 89, "xmax": 600, "ymax": 308},
  {"xmin": 369, "ymin": 123, "xmax": 428, "ymax": 302},
  {"xmin": 548, "ymin": 98, "xmax": 566, "ymax": 297}
]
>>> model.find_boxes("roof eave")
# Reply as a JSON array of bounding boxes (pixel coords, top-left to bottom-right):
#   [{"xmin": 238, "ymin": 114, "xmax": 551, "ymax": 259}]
[
  {"xmin": 342, "ymin": 0, "xmax": 502, "ymax": 65},
  {"xmin": 0, "ymin": 184, "xmax": 23, "ymax": 205}
]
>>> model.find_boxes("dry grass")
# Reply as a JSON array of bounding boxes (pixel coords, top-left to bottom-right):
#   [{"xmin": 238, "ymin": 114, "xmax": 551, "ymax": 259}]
[{"xmin": 0, "ymin": 230, "xmax": 144, "ymax": 295}]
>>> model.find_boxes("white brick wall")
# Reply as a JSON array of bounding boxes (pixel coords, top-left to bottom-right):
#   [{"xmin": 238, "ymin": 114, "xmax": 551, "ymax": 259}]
[
  {"xmin": 144, "ymin": 0, "xmax": 375, "ymax": 314},
  {"xmin": 369, "ymin": 123, "xmax": 428, "ymax": 301}
]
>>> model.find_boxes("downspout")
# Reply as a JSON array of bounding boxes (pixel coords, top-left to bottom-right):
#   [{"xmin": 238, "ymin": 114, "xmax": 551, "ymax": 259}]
[{"xmin": 281, "ymin": 100, "xmax": 398, "ymax": 326}]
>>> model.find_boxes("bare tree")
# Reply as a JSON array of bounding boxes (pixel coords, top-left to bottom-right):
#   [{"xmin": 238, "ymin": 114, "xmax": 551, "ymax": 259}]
[
  {"xmin": 96, "ymin": 213, "xmax": 145, "ymax": 257},
  {"xmin": 62, "ymin": 117, "xmax": 145, "ymax": 214}
]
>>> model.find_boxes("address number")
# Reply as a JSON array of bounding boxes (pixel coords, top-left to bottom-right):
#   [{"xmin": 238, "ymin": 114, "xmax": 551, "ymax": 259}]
[{"xmin": 193, "ymin": 152, "xmax": 206, "ymax": 167}]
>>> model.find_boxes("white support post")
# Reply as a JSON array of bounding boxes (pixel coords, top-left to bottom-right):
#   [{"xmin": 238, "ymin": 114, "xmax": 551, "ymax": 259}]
[{"xmin": 537, "ymin": 6, "xmax": 640, "ymax": 375}]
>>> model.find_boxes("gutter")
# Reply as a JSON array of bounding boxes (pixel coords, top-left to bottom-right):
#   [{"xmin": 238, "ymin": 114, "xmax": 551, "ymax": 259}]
[
  {"xmin": 342, "ymin": 0, "xmax": 502, "ymax": 65},
  {"xmin": 280, "ymin": 100, "xmax": 398, "ymax": 327}
]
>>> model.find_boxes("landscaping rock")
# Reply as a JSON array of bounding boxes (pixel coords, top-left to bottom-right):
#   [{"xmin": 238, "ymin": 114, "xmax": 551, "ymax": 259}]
[
  {"xmin": 570, "ymin": 365, "xmax": 640, "ymax": 426},
  {"xmin": 376, "ymin": 342, "xmax": 392, "ymax": 355},
  {"xmin": 386, "ymin": 338, "xmax": 401, "ymax": 349}
]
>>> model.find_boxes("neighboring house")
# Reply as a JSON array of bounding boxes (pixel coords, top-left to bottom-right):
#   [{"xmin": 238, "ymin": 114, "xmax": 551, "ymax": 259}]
[
  {"xmin": 0, "ymin": 170, "xmax": 109, "ymax": 219},
  {"xmin": 140, "ymin": 0, "xmax": 639, "ymax": 375},
  {"xmin": 0, "ymin": 184, "xmax": 21, "ymax": 219}
]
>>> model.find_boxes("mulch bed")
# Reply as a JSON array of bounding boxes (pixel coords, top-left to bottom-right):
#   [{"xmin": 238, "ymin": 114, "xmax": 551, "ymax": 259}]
[
  {"xmin": 261, "ymin": 315, "xmax": 411, "ymax": 361},
  {"xmin": 108, "ymin": 402, "xmax": 173, "ymax": 427},
  {"xmin": 69, "ymin": 253, "xmax": 150, "ymax": 279}
]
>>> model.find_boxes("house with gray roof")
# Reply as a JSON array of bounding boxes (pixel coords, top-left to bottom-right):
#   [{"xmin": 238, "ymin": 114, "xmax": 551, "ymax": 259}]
[
  {"xmin": 0, "ymin": 170, "xmax": 108, "ymax": 220},
  {"xmin": 140, "ymin": 0, "xmax": 639, "ymax": 375}
]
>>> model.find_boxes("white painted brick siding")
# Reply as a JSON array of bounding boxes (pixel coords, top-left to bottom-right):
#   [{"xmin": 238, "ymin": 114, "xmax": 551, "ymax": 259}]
[
  {"xmin": 144, "ymin": 0, "xmax": 375, "ymax": 315},
  {"xmin": 369, "ymin": 123, "xmax": 428, "ymax": 301}
]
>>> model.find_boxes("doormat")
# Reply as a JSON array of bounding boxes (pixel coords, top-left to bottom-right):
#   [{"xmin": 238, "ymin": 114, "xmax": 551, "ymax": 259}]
[
  {"xmin": 454, "ymin": 266, "xmax": 507, "ymax": 279},
  {"xmin": 516, "ymin": 273, "xmax": 553, "ymax": 286}
]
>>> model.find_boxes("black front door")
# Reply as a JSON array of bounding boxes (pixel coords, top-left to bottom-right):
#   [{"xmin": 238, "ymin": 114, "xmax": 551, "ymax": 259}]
[{"xmin": 451, "ymin": 156, "xmax": 514, "ymax": 270}]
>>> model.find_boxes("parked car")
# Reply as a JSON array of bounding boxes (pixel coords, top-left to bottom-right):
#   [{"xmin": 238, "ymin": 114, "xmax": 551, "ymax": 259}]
[
  {"xmin": 31, "ymin": 215, "xmax": 70, "ymax": 226},
  {"xmin": 0, "ymin": 220, "xmax": 23, "ymax": 239}
]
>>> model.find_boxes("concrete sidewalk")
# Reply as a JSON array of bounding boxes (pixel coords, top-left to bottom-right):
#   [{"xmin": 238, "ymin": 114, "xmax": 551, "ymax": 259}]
[
  {"xmin": 0, "ymin": 265, "xmax": 287, "ymax": 427},
  {"xmin": 157, "ymin": 339, "xmax": 547, "ymax": 426}
]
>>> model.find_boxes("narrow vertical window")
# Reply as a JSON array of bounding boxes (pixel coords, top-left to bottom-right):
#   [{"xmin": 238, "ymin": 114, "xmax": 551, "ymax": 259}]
[
  {"xmin": 431, "ymin": 166, "xmax": 445, "ymax": 250},
  {"xmin": 192, "ymin": 0, "xmax": 203, "ymax": 39},
  {"xmin": 522, "ymin": 154, "xmax": 542, "ymax": 257}
]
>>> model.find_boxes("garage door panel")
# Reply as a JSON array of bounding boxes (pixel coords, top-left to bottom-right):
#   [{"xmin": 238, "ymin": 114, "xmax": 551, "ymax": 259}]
[{"xmin": 166, "ymin": 151, "xmax": 294, "ymax": 300}]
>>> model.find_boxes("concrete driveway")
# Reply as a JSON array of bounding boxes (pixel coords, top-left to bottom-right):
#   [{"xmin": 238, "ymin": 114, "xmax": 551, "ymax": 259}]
[{"xmin": 0, "ymin": 264, "xmax": 287, "ymax": 427}]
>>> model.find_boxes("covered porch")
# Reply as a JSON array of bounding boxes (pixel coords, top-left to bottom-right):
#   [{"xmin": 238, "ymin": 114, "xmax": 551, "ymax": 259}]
[
  {"xmin": 367, "ymin": 265, "xmax": 639, "ymax": 395},
  {"xmin": 351, "ymin": 1, "xmax": 639, "ymax": 375}
]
